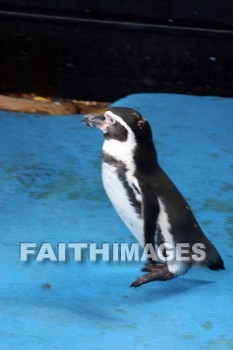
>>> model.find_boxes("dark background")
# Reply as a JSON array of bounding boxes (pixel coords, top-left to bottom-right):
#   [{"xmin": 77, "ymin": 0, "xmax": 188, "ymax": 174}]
[{"xmin": 0, "ymin": 0, "xmax": 233, "ymax": 101}]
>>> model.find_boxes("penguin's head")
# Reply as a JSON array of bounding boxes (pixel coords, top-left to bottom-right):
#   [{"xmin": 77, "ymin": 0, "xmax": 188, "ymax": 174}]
[{"xmin": 82, "ymin": 107, "xmax": 152, "ymax": 143}]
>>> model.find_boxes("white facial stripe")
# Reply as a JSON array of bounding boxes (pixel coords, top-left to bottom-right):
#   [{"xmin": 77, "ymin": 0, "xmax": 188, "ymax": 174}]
[
  {"xmin": 102, "ymin": 110, "xmax": 137, "ymax": 172},
  {"xmin": 104, "ymin": 110, "xmax": 133, "ymax": 135}
]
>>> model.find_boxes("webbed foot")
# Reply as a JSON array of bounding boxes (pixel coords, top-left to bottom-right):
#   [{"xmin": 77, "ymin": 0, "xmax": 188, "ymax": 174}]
[{"xmin": 131, "ymin": 265, "xmax": 175, "ymax": 287}]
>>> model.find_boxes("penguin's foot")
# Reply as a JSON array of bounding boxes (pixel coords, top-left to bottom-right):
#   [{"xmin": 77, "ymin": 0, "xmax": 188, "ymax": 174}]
[{"xmin": 131, "ymin": 265, "xmax": 175, "ymax": 288}]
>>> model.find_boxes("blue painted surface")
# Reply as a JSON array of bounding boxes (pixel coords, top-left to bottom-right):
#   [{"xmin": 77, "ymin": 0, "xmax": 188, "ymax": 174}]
[{"xmin": 0, "ymin": 94, "xmax": 233, "ymax": 350}]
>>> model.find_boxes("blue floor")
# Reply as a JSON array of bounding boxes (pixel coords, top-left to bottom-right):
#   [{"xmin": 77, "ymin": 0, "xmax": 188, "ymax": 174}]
[{"xmin": 0, "ymin": 94, "xmax": 233, "ymax": 349}]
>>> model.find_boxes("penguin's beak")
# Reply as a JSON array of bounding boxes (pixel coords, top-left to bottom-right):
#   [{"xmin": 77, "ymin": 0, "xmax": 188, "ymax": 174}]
[
  {"xmin": 82, "ymin": 113, "xmax": 112, "ymax": 132},
  {"xmin": 82, "ymin": 114, "xmax": 105, "ymax": 128}
]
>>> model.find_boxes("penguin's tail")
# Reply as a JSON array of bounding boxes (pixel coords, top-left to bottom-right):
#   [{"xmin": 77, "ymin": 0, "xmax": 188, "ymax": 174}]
[
  {"xmin": 206, "ymin": 254, "xmax": 225, "ymax": 271},
  {"xmin": 202, "ymin": 241, "xmax": 225, "ymax": 271}
]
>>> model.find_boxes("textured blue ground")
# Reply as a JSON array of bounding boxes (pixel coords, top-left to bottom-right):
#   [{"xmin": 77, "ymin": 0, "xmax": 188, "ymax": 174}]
[{"xmin": 0, "ymin": 94, "xmax": 233, "ymax": 350}]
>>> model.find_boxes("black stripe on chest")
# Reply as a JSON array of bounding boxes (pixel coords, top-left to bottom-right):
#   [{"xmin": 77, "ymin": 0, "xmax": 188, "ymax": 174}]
[{"xmin": 102, "ymin": 151, "xmax": 141, "ymax": 216}]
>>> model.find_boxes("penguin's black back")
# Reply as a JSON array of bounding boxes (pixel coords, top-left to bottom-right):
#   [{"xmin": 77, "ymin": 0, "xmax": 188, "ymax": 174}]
[{"xmin": 137, "ymin": 165, "xmax": 225, "ymax": 271}]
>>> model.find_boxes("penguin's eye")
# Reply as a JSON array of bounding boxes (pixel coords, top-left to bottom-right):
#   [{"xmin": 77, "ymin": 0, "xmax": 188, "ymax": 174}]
[{"xmin": 105, "ymin": 114, "xmax": 116, "ymax": 125}]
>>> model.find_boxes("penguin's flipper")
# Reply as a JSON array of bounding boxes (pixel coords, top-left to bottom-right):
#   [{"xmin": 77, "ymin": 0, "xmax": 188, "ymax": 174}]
[
  {"xmin": 131, "ymin": 265, "xmax": 175, "ymax": 288},
  {"xmin": 136, "ymin": 182, "xmax": 184, "ymax": 285},
  {"xmin": 140, "ymin": 182, "xmax": 160, "ymax": 252}
]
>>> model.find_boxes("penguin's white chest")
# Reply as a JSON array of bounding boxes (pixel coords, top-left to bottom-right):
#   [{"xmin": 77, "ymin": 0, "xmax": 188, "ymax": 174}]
[{"xmin": 102, "ymin": 161, "xmax": 144, "ymax": 246}]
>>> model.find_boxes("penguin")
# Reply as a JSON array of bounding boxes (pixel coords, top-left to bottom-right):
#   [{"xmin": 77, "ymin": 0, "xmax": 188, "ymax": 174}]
[{"xmin": 82, "ymin": 107, "xmax": 225, "ymax": 287}]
